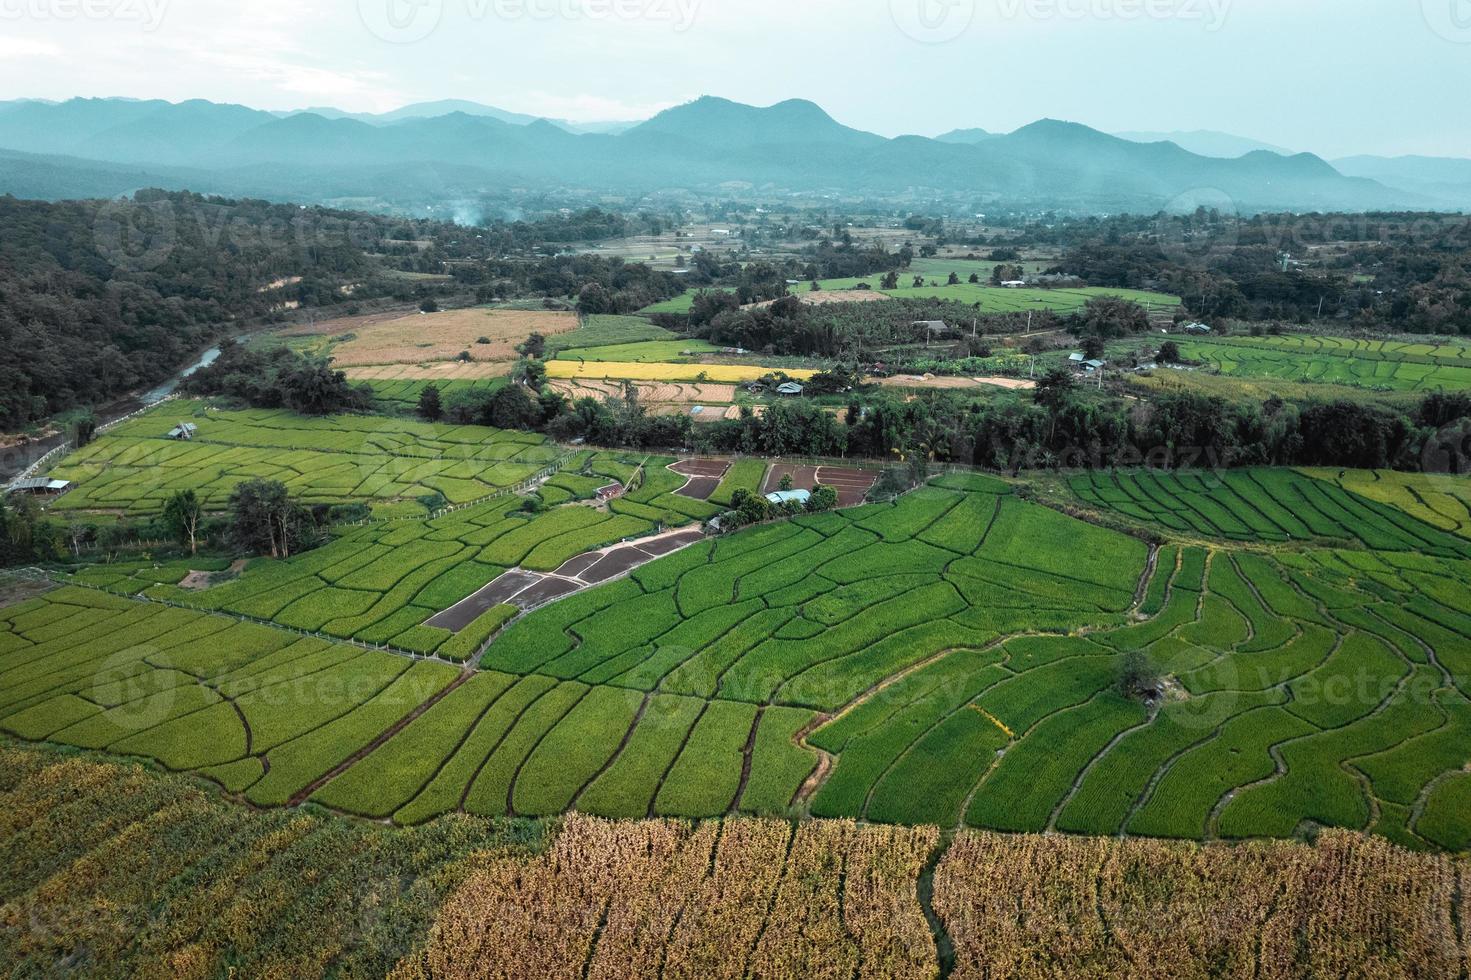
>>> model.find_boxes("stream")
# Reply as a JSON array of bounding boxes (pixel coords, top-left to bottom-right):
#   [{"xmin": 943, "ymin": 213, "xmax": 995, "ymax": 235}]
[{"xmin": 1, "ymin": 343, "xmax": 226, "ymax": 482}]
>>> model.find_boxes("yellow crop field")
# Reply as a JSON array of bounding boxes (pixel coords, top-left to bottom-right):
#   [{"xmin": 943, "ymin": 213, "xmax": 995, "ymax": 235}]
[
  {"xmin": 305, "ymin": 308, "xmax": 578, "ymax": 366},
  {"xmin": 545, "ymin": 360, "xmax": 816, "ymax": 384}
]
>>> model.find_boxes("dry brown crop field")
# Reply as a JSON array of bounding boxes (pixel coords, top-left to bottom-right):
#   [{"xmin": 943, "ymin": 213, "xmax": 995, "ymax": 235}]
[
  {"xmin": 3, "ymin": 743, "xmax": 1469, "ymax": 980},
  {"xmin": 309, "ymin": 309, "xmax": 578, "ymax": 366},
  {"xmin": 549, "ymin": 378, "xmax": 739, "ymax": 403},
  {"xmin": 396, "ymin": 814, "xmax": 939, "ymax": 980},
  {"xmin": 935, "ymin": 831, "xmax": 1464, "ymax": 979},
  {"xmin": 747, "ymin": 289, "xmax": 890, "ymax": 308}
]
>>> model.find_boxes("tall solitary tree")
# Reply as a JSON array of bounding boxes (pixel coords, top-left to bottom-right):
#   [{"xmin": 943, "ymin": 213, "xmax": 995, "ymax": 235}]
[
  {"xmin": 162, "ymin": 489, "xmax": 204, "ymax": 555},
  {"xmin": 417, "ymin": 384, "xmax": 443, "ymax": 422},
  {"xmin": 229, "ymin": 480, "xmax": 312, "ymax": 559}
]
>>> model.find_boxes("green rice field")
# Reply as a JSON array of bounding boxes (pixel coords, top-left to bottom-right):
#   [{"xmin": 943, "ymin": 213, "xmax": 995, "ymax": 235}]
[
  {"xmin": 48, "ymin": 403, "xmax": 559, "ymax": 515},
  {"xmin": 1175, "ymin": 334, "xmax": 1471, "ymax": 391},
  {"xmin": 61, "ymin": 448, "xmax": 720, "ymax": 658},
  {"xmin": 8, "ymin": 459, "xmax": 1470, "ymax": 849}
]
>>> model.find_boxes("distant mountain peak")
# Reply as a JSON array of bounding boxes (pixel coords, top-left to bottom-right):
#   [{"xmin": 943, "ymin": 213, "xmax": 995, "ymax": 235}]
[
  {"xmin": 1115, "ymin": 129, "xmax": 1294, "ymax": 158},
  {"xmin": 935, "ymin": 128, "xmax": 994, "ymax": 145},
  {"xmin": 629, "ymin": 95, "xmax": 876, "ymax": 147}
]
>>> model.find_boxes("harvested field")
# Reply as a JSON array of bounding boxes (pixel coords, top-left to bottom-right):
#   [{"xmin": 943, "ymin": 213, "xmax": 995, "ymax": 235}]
[
  {"xmin": 549, "ymin": 379, "xmax": 739, "ymax": 404},
  {"xmin": 321, "ymin": 309, "xmax": 577, "ymax": 366},
  {"xmin": 935, "ymin": 830, "xmax": 1464, "ymax": 979},
  {"xmin": 346, "ymin": 363, "xmax": 514, "ymax": 381},
  {"xmin": 762, "ymin": 463, "xmax": 880, "ymax": 507},
  {"xmin": 5, "ymin": 745, "xmax": 1465, "ymax": 980},
  {"xmin": 747, "ymin": 289, "xmax": 889, "ymax": 308},
  {"xmin": 404, "ymin": 814, "xmax": 939, "ymax": 980}
]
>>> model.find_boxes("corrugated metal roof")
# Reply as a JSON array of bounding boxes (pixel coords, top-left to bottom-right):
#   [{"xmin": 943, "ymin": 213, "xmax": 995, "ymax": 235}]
[{"xmin": 7, "ymin": 478, "xmax": 70, "ymax": 492}]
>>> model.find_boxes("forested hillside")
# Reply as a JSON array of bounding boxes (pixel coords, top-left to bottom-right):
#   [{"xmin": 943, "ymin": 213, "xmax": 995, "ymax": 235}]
[{"xmin": 0, "ymin": 192, "xmax": 393, "ymax": 430}]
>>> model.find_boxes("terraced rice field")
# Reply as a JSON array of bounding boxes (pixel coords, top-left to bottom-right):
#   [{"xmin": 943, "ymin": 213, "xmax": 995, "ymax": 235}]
[
  {"xmin": 10, "ymin": 429, "xmax": 1471, "ymax": 850},
  {"xmin": 47, "ymin": 403, "xmax": 557, "ymax": 514},
  {"xmin": 61, "ymin": 450, "xmax": 721, "ymax": 658},
  {"xmin": 1069, "ymin": 468, "xmax": 1471, "ymax": 553},
  {"xmin": 359, "ymin": 377, "xmax": 507, "ymax": 411},
  {"xmin": 1175, "ymin": 334, "xmax": 1471, "ymax": 391}
]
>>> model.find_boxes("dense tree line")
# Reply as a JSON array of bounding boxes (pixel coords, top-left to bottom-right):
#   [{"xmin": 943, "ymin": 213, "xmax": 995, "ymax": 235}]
[
  {"xmin": 1050, "ymin": 210, "xmax": 1471, "ymax": 334},
  {"xmin": 182, "ymin": 343, "xmax": 370, "ymax": 414},
  {"xmin": 686, "ymin": 295, "xmax": 1052, "ymax": 359},
  {"xmin": 425, "ymin": 365, "xmax": 1471, "ymax": 477},
  {"xmin": 0, "ymin": 191, "xmax": 413, "ymax": 430},
  {"xmin": 0, "ymin": 195, "xmax": 698, "ymax": 432}
]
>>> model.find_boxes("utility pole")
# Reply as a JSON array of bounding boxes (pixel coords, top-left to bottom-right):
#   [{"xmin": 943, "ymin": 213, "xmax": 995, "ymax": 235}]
[{"xmin": 1026, "ymin": 310, "xmax": 1033, "ymax": 335}]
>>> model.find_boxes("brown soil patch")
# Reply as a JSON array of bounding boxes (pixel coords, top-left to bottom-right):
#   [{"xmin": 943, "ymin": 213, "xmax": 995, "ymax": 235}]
[
  {"xmin": 177, "ymin": 558, "xmax": 248, "ymax": 592},
  {"xmin": 747, "ymin": 290, "xmax": 888, "ymax": 309},
  {"xmin": 321, "ymin": 309, "xmax": 577, "ymax": 366},
  {"xmin": 763, "ymin": 464, "xmax": 878, "ymax": 507},
  {"xmin": 670, "ymin": 459, "xmax": 730, "ymax": 500}
]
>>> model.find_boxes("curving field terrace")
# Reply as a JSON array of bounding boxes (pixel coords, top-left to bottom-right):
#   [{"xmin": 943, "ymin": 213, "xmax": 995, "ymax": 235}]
[
  {"xmin": 1175, "ymin": 333, "xmax": 1471, "ymax": 391},
  {"xmin": 8, "ymin": 453, "xmax": 1471, "ymax": 850},
  {"xmin": 48, "ymin": 403, "xmax": 558, "ymax": 515}
]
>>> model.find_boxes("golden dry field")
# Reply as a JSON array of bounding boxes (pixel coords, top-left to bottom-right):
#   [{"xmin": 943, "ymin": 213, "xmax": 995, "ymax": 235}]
[
  {"xmin": 4, "ymin": 744, "xmax": 1468, "ymax": 979},
  {"xmin": 304, "ymin": 309, "xmax": 578, "ymax": 366}
]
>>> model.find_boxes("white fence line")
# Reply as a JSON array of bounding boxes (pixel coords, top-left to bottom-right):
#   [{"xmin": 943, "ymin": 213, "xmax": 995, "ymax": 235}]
[{"xmin": 6, "ymin": 396, "xmax": 180, "ymax": 491}]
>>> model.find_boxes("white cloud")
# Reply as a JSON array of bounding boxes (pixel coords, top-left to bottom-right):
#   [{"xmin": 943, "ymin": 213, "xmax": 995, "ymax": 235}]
[
  {"xmin": 510, "ymin": 91, "xmax": 678, "ymax": 122},
  {"xmin": 0, "ymin": 37, "xmax": 62, "ymax": 59}
]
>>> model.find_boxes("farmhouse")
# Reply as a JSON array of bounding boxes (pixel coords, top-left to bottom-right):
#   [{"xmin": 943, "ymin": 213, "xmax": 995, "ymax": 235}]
[
  {"xmin": 1182, "ymin": 322, "xmax": 1213, "ymax": 335},
  {"xmin": 1001, "ymin": 280, "xmax": 1028, "ymax": 288},
  {"xmin": 914, "ymin": 320, "xmax": 950, "ymax": 335},
  {"xmin": 775, "ymin": 382, "xmax": 806, "ymax": 397},
  {"xmin": 166, "ymin": 422, "xmax": 199, "ymax": 440},
  {"xmin": 5, "ymin": 477, "xmax": 71, "ymax": 495}
]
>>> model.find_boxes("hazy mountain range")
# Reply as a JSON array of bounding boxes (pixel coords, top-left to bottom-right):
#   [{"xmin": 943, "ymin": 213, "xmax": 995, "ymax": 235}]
[{"xmin": 0, "ymin": 96, "xmax": 1464, "ymax": 214}]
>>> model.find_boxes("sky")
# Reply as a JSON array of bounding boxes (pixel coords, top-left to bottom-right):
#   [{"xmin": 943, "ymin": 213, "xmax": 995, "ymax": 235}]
[{"xmin": 0, "ymin": 0, "xmax": 1468, "ymax": 158}]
